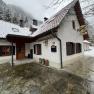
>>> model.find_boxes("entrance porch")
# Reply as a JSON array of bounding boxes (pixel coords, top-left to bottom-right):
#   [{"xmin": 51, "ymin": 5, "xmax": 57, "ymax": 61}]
[{"xmin": 6, "ymin": 34, "xmax": 33, "ymax": 66}]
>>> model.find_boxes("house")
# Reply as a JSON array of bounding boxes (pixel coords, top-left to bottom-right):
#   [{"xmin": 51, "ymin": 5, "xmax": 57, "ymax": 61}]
[
  {"xmin": 0, "ymin": 0, "xmax": 88, "ymax": 68},
  {"xmin": 0, "ymin": 20, "xmax": 31, "ymax": 63}
]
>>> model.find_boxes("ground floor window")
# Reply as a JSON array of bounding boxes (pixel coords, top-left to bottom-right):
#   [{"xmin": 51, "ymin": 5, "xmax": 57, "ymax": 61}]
[
  {"xmin": 66, "ymin": 42, "xmax": 82, "ymax": 56},
  {"xmin": 0, "ymin": 46, "xmax": 15, "ymax": 56},
  {"xmin": 34, "ymin": 44, "xmax": 41, "ymax": 55},
  {"xmin": 66, "ymin": 42, "xmax": 75, "ymax": 56},
  {"xmin": 76, "ymin": 43, "xmax": 82, "ymax": 53}
]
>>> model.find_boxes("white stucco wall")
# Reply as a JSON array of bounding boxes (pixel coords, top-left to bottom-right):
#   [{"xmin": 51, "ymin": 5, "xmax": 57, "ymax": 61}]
[
  {"xmin": 57, "ymin": 8, "xmax": 84, "ymax": 62},
  {"xmin": 30, "ymin": 38, "xmax": 61, "ymax": 68},
  {"xmin": 0, "ymin": 39, "xmax": 11, "ymax": 45},
  {"xmin": 29, "ymin": 7, "xmax": 84, "ymax": 69},
  {"xmin": 25, "ymin": 43, "xmax": 30, "ymax": 57}
]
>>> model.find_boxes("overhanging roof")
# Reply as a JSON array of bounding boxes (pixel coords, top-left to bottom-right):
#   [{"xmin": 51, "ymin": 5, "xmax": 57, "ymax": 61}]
[
  {"xmin": 31, "ymin": 0, "xmax": 83, "ymax": 38},
  {"xmin": 6, "ymin": 34, "xmax": 32, "ymax": 43}
]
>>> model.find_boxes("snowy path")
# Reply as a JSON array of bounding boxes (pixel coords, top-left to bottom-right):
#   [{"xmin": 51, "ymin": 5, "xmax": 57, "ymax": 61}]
[
  {"xmin": 64, "ymin": 46, "xmax": 94, "ymax": 94},
  {"xmin": 84, "ymin": 46, "xmax": 94, "ymax": 57}
]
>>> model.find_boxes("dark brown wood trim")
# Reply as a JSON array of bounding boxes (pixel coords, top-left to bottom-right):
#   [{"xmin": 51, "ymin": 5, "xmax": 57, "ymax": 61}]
[
  {"xmin": 32, "ymin": 27, "xmax": 58, "ymax": 42},
  {"xmin": 74, "ymin": 1, "xmax": 89, "ymax": 39}
]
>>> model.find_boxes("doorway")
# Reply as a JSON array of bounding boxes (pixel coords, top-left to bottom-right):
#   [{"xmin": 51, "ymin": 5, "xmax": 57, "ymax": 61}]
[{"xmin": 16, "ymin": 43, "xmax": 25, "ymax": 60}]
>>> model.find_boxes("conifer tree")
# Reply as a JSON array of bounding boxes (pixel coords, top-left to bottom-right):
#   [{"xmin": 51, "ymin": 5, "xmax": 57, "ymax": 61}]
[
  {"xmin": 0, "ymin": 8, "xmax": 3, "ymax": 20},
  {"xmin": 5, "ymin": 9, "xmax": 11, "ymax": 22}
]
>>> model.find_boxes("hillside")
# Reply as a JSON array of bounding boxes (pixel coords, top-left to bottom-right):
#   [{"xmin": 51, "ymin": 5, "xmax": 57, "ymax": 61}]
[{"xmin": 0, "ymin": 0, "xmax": 35, "ymax": 27}]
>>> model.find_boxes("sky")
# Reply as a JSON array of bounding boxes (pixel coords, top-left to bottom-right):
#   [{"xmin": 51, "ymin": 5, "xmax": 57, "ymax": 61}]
[
  {"xmin": 3, "ymin": 0, "xmax": 48, "ymax": 20},
  {"xmin": 2, "ymin": 0, "xmax": 94, "ymax": 25},
  {"xmin": 2, "ymin": 0, "xmax": 76, "ymax": 20}
]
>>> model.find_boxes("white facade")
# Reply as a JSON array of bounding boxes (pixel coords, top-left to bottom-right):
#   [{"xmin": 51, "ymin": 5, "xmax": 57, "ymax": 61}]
[
  {"xmin": 57, "ymin": 8, "xmax": 84, "ymax": 61},
  {"xmin": 0, "ymin": 7, "xmax": 84, "ymax": 68},
  {"xmin": 0, "ymin": 39, "xmax": 11, "ymax": 45},
  {"xmin": 30, "ymin": 38, "xmax": 61, "ymax": 68},
  {"xmin": 28, "ymin": 8, "xmax": 84, "ymax": 68}
]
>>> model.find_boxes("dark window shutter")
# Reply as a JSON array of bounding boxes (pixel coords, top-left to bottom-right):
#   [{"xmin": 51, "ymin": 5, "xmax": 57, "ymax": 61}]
[
  {"xmin": 37, "ymin": 44, "xmax": 41, "ymax": 55},
  {"xmin": 34, "ymin": 45, "xmax": 36, "ymax": 54},
  {"xmin": 76, "ymin": 43, "xmax": 82, "ymax": 53},
  {"xmin": 34, "ymin": 44, "xmax": 42, "ymax": 55},
  {"xmin": 66, "ymin": 42, "xmax": 75, "ymax": 56},
  {"xmin": 71, "ymin": 43, "xmax": 75, "ymax": 54}
]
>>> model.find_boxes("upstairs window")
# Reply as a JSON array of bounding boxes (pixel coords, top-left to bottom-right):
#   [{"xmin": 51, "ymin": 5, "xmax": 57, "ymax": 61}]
[
  {"xmin": 72, "ymin": 20, "xmax": 76, "ymax": 30},
  {"xmin": 34, "ymin": 44, "xmax": 41, "ymax": 55},
  {"xmin": 33, "ymin": 19, "xmax": 37, "ymax": 26}
]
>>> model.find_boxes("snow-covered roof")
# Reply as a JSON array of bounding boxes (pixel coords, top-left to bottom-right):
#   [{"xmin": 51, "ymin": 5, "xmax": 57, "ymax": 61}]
[
  {"xmin": 0, "ymin": 0, "xmax": 84, "ymax": 39},
  {"xmin": 83, "ymin": 40, "xmax": 91, "ymax": 44},
  {"xmin": 31, "ymin": 0, "xmax": 78, "ymax": 37},
  {"xmin": 0, "ymin": 20, "xmax": 31, "ymax": 38}
]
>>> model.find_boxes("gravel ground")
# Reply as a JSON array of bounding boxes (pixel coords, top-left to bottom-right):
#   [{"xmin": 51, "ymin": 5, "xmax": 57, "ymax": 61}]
[{"xmin": 0, "ymin": 61, "xmax": 89, "ymax": 94}]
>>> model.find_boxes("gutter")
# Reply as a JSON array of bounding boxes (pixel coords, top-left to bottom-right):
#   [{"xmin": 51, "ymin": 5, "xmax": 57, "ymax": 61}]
[{"xmin": 51, "ymin": 30, "xmax": 63, "ymax": 69}]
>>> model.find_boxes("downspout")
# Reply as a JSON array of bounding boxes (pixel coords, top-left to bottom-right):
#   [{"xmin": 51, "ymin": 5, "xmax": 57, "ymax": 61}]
[{"xmin": 51, "ymin": 29, "xmax": 63, "ymax": 69}]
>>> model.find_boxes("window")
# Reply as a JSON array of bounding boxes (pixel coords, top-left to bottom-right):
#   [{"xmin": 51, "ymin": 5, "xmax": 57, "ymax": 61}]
[
  {"xmin": 33, "ymin": 19, "xmax": 37, "ymax": 26},
  {"xmin": 66, "ymin": 42, "xmax": 82, "ymax": 56},
  {"xmin": 76, "ymin": 43, "xmax": 82, "ymax": 53},
  {"xmin": 72, "ymin": 20, "xmax": 76, "ymax": 30},
  {"xmin": 12, "ymin": 28, "xmax": 19, "ymax": 32},
  {"xmin": 34, "ymin": 44, "xmax": 41, "ymax": 55},
  {"xmin": 66, "ymin": 42, "xmax": 75, "ymax": 56},
  {"xmin": 0, "ymin": 46, "xmax": 15, "ymax": 56}
]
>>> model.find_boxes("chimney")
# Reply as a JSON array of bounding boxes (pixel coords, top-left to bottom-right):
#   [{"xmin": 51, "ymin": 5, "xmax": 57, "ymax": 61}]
[
  {"xmin": 19, "ymin": 20, "xmax": 24, "ymax": 27},
  {"xmin": 30, "ymin": 25, "xmax": 37, "ymax": 33},
  {"xmin": 44, "ymin": 17, "xmax": 48, "ymax": 21},
  {"xmin": 33, "ymin": 19, "xmax": 37, "ymax": 26}
]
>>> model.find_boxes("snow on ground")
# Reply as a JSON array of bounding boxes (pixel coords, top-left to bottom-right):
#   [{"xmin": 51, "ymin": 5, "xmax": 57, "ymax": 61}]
[{"xmin": 84, "ymin": 46, "xmax": 94, "ymax": 57}]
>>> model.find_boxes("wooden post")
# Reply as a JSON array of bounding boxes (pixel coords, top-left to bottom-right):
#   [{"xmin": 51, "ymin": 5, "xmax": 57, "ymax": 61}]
[{"xmin": 11, "ymin": 41, "xmax": 14, "ymax": 67}]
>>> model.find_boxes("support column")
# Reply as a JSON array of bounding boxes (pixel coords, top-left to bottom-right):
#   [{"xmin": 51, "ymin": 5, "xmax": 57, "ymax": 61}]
[{"xmin": 11, "ymin": 41, "xmax": 14, "ymax": 67}]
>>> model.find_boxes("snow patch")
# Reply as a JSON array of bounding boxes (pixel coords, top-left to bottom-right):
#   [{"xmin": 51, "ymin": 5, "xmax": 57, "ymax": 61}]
[
  {"xmin": 83, "ymin": 40, "xmax": 91, "ymax": 44},
  {"xmin": 84, "ymin": 46, "xmax": 94, "ymax": 57}
]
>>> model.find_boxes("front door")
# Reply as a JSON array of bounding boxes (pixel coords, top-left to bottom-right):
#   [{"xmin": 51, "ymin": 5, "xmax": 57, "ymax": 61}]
[{"xmin": 16, "ymin": 43, "xmax": 25, "ymax": 60}]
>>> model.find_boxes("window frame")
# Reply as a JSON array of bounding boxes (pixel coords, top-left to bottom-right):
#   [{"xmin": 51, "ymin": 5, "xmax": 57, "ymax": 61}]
[
  {"xmin": 34, "ymin": 44, "xmax": 42, "ymax": 55},
  {"xmin": 72, "ymin": 20, "xmax": 76, "ymax": 30},
  {"xmin": 0, "ymin": 46, "xmax": 15, "ymax": 56}
]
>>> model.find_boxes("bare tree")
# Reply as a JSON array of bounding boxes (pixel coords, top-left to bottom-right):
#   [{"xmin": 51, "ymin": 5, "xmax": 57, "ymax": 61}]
[{"xmin": 43, "ymin": 0, "xmax": 94, "ymax": 17}]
